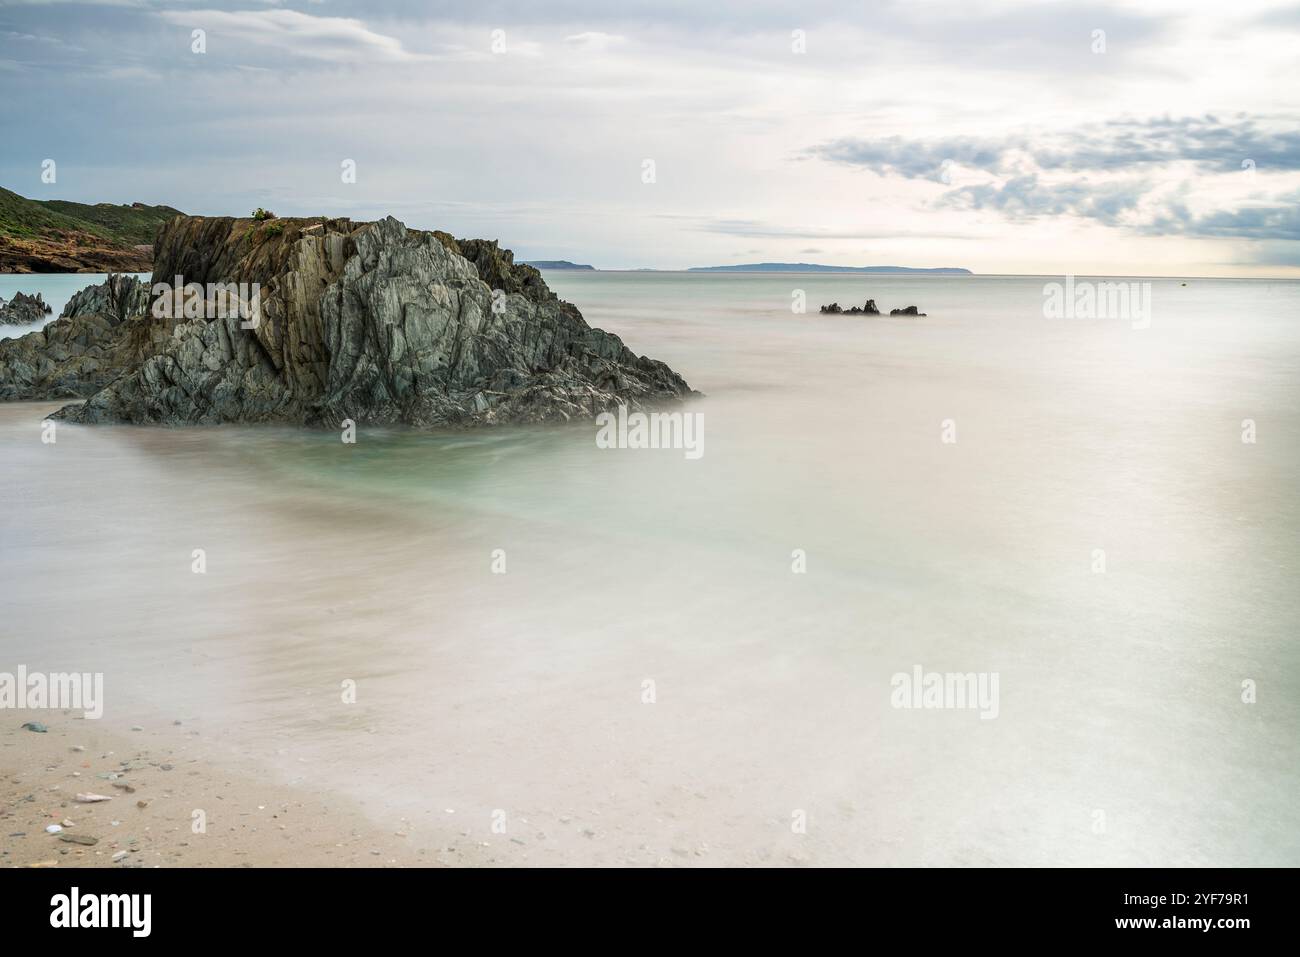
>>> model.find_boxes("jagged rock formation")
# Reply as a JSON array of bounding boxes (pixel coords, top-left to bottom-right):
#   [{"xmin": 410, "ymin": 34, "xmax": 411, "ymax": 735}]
[
  {"xmin": 820, "ymin": 299, "xmax": 880, "ymax": 316},
  {"xmin": 0, "ymin": 291, "xmax": 53, "ymax": 325},
  {"xmin": 0, "ymin": 276, "xmax": 155, "ymax": 400},
  {"xmin": 61, "ymin": 273, "xmax": 151, "ymax": 324},
  {"xmin": 0, "ymin": 215, "xmax": 694, "ymax": 426},
  {"xmin": 817, "ymin": 299, "xmax": 926, "ymax": 317}
]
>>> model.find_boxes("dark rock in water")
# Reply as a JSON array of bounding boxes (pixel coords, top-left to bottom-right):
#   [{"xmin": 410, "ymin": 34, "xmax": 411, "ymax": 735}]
[
  {"xmin": 889, "ymin": 305, "xmax": 926, "ymax": 316},
  {"xmin": 819, "ymin": 299, "xmax": 881, "ymax": 316},
  {"xmin": 0, "ymin": 216, "xmax": 695, "ymax": 427},
  {"xmin": 0, "ymin": 275, "xmax": 157, "ymax": 401},
  {"xmin": 0, "ymin": 291, "xmax": 53, "ymax": 325}
]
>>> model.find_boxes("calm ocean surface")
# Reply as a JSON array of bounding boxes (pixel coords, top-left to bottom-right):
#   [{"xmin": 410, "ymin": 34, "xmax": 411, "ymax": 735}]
[{"xmin": 2, "ymin": 270, "xmax": 1297, "ymax": 865}]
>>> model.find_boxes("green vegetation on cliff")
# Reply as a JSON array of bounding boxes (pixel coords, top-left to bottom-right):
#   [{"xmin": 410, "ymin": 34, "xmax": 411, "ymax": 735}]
[{"xmin": 0, "ymin": 187, "xmax": 183, "ymax": 272}]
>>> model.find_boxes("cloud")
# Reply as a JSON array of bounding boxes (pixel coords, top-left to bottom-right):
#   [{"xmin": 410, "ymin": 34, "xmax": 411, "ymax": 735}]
[
  {"xmin": 564, "ymin": 31, "xmax": 625, "ymax": 52},
  {"xmin": 1143, "ymin": 193, "xmax": 1300, "ymax": 241},
  {"xmin": 4, "ymin": 2, "xmax": 1298, "ymax": 273},
  {"xmin": 159, "ymin": 9, "xmax": 429, "ymax": 63},
  {"xmin": 940, "ymin": 175, "xmax": 1149, "ymax": 226},
  {"xmin": 812, "ymin": 135, "xmax": 1009, "ymax": 184},
  {"xmin": 101, "ymin": 64, "xmax": 161, "ymax": 81},
  {"xmin": 691, "ymin": 217, "xmax": 982, "ymax": 241},
  {"xmin": 810, "ymin": 116, "xmax": 1300, "ymax": 182},
  {"xmin": 810, "ymin": 115, "xmax": 1300, "ymax": 246}
]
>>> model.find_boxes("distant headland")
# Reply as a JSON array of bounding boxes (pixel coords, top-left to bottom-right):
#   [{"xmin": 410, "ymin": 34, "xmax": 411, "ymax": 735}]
[
  {"xmin": 0, "ymin": 187, "xmax": 182, "ymax": 273},
  {"xmin": 686, "ymin": 263, "xmax": 972, "ymax": 275},
  {"xmin": 521, "ymin": 260, "xmax": 595, "ymax": 270}
]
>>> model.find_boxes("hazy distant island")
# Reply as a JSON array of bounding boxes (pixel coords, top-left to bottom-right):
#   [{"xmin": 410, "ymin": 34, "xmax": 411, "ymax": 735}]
[
  {"xmin": 687, "ymin": 263, "xmax": 972, "ymax": 275},
  {"xmin": 521, "ymin": 260, "xmax": 595, "ymax": 270}
]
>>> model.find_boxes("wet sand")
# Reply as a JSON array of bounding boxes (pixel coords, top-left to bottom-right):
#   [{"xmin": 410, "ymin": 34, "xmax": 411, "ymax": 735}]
[{"xmin": 1, "ymin": 710, "xmax": 502, "ymax": 868}]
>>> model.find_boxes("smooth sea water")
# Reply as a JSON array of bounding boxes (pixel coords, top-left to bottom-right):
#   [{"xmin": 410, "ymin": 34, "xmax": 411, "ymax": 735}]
[{"xmin": 2, "ymin": 270, "xmax": 1297, "ymax": 865}]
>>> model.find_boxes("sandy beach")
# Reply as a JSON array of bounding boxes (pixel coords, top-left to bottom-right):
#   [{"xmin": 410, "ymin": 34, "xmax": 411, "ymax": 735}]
[
  {"xmin": 3, "ymin": 267, "xmax": 1299, "ymax": 869},
  {"xmin": 1, "ymin": 710, "xmax": 504, "ymax": 868}
]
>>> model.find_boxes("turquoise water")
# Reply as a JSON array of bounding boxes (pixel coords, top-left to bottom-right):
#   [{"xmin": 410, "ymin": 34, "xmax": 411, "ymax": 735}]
[{"xmin": 1, "ymin": 270, "xmax": 1297, "ymax": 865}]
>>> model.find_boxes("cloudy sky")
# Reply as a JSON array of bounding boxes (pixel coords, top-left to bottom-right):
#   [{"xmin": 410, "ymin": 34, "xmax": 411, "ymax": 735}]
[{"xmin": 2, "ymin": 0, "xmax": 1298, "ymax": 275}]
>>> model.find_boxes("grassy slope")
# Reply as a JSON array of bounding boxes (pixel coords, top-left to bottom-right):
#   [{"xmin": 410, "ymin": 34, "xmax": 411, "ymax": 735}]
[{"xmin": 0, "ymin": 187, "xmax": 182, "ymax": 244}]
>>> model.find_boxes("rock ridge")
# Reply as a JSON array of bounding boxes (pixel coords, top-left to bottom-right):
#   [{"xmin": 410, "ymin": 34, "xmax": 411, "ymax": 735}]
[{"xmin": 0, "ymin": 215, "xmax": 695, "ymax": 427}]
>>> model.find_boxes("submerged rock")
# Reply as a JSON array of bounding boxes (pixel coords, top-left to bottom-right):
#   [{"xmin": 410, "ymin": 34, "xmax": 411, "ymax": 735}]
[
  {"xmin": 0, "ymin": 291, "xmax": 52, "ymax": 325},
  {"xmin": 0, "ymin": 215, "xmax": 696, "ymax": 427}
]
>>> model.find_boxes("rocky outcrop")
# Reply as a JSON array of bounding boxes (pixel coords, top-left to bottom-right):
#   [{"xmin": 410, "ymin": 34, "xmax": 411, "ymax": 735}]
[
  {"xmin": 61, "ymin": 274, "xmax": 150, "ymax": 323},
  {"xmin": 0, "ymin": 291, "xmax": 53, "ymax": 325},
  {"xmin": 820, "ymin": 299, "xmax": 880, "ymax": 316},
  {"xmin": 0, "ymin": 215, "xmax": 695, "ymax": 427},
  {"xmin": 0, "ymin": 276, "xmax": 158, "ymax": 400},
  {"xmin": 443, "ymin": 236, "xmax": 556, "ymax": 304},
  {"xmin": 817, "ymin": 299, "xmax": 926, "ymax": 317}
]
